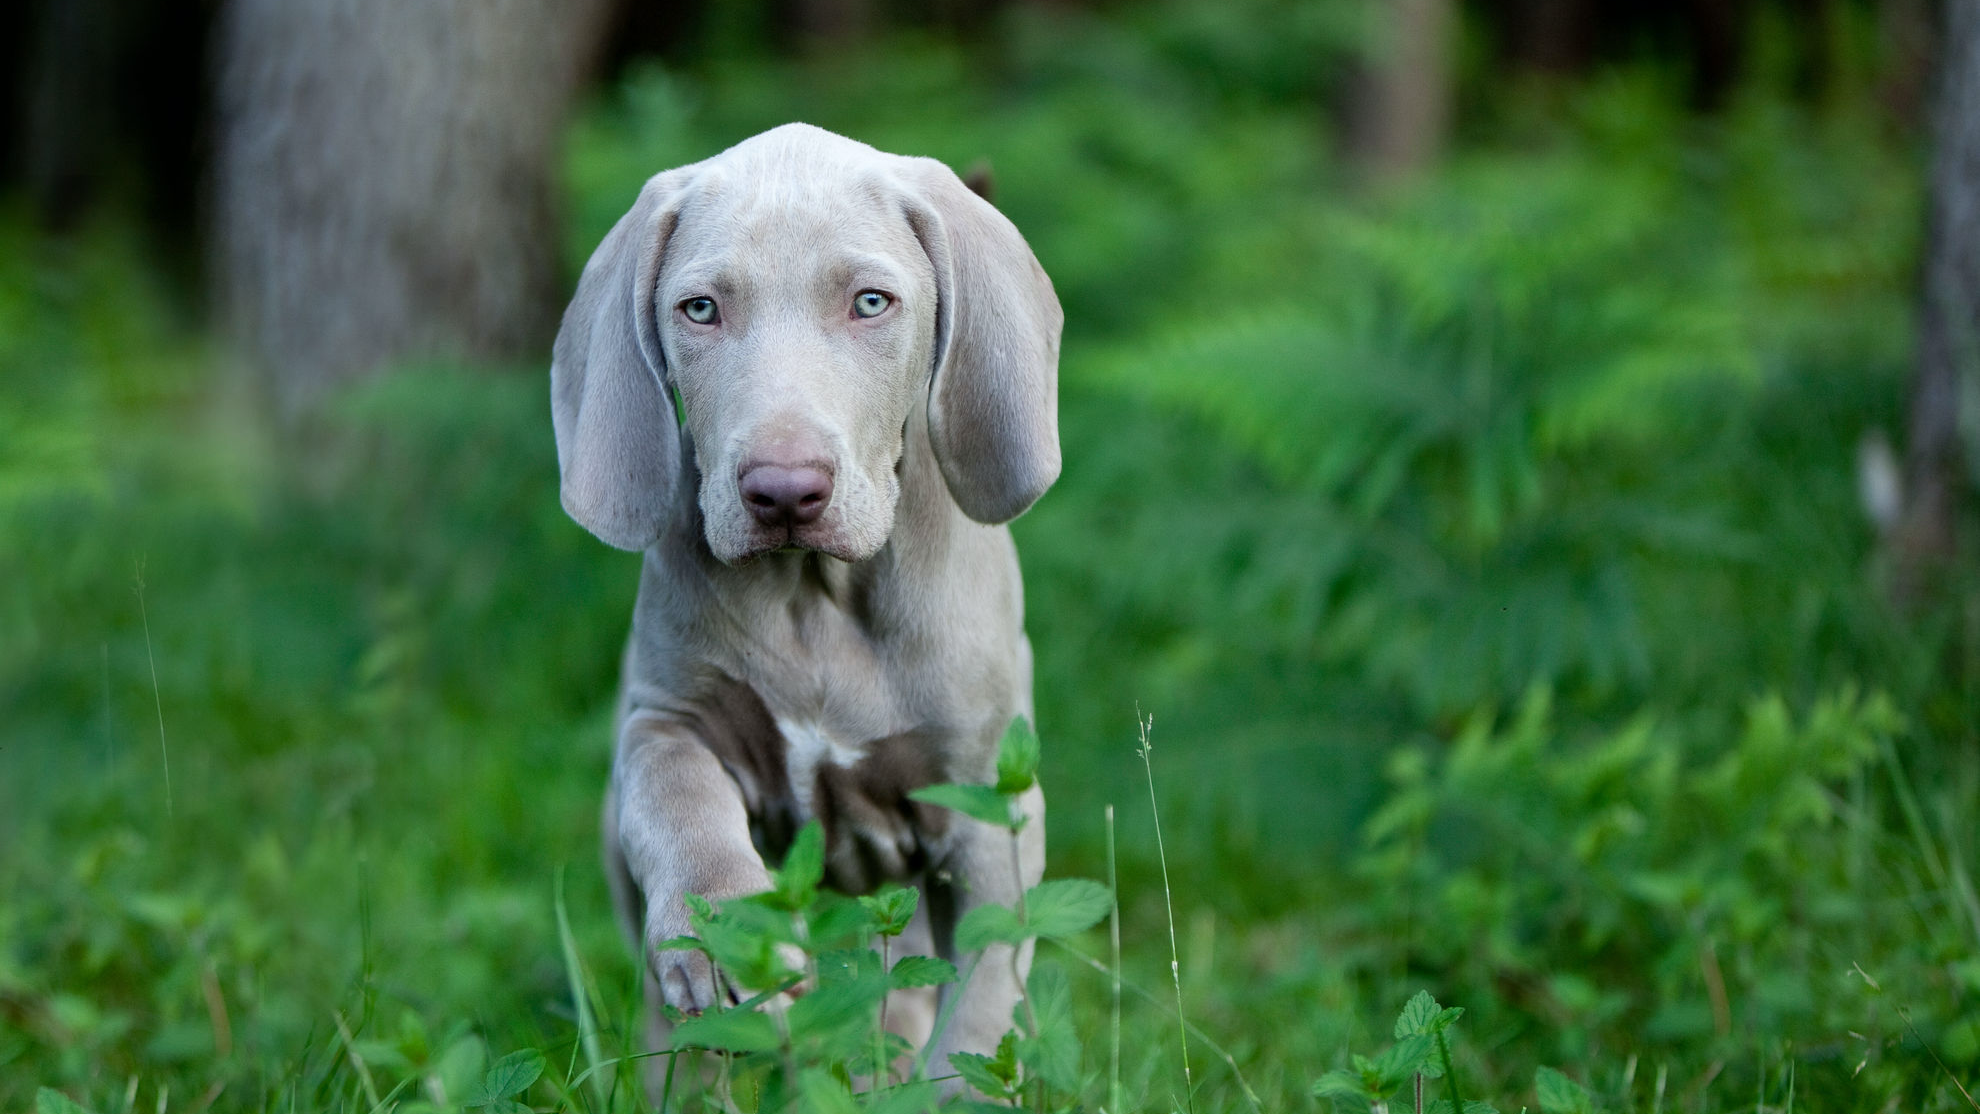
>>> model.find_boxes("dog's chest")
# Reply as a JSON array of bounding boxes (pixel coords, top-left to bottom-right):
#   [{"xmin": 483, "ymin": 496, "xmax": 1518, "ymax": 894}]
[{"xmin": 774, "ymin": 716, "xmax": 866, "ymax": 817}]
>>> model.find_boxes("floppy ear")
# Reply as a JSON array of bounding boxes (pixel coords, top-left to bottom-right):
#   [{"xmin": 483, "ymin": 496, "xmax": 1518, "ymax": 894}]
[
  {"xmin": 550, "ymin": 170, "xmax": 694, "ymax": 551},
  {"xmin": 901, "ymin": 159, "xmax": 1063, "ymax": 525}
]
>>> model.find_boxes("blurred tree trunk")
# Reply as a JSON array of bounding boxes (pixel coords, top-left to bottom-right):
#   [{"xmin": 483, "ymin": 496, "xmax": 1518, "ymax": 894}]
[
  {"xmin": 214, "ymin": 0, "xmax": 616, "ymax": 415},
  {"xmin": 1345, "ymin": 0, "xmax": 1456, "ymax": 180},
  {"xmin": 1893, "ymin": 0, "xmax": 1980, "ymax": 604}
]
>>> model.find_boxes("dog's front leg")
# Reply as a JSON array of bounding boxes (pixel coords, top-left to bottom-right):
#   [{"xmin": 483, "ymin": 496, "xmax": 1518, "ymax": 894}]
[
  {"xmin": 929, "ymin": 782, "xmax": 1045, "ymax": 1071},
  {"xmin": 613, "ymin": 708, "xmax": 774, "ymax": 1014}
]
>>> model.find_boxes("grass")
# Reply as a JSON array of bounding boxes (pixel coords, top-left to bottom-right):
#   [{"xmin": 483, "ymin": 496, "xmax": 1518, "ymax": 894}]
[{"xmin": 4, "ymin": 4, "xmax": 1980, "ymax": 1110}]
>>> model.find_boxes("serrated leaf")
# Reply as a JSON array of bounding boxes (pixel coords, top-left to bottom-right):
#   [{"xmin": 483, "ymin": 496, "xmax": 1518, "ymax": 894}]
[
  {"xmin": 797, "ymin": 1068, "xmax": 862, "ymax": 1114},
  {"xmin": 995, "ymin": 718, "xmax": 1041, "ymax": 794},
  {"xmin": 1024, "ymin": 878, "xmax": 1111, "ymax": 939},
  {"xmin": 955, "ymin": 902, "xmax": 1026, "ymax": 952},
  {"xmin": 816, "ymin": 947, "xmax": 882, "ymax": 984},
  {"xmin": 467, "ymin": 1049, "xmax": 544, "ymax": 1105},
  {"xmin": 909, "ymin": 783, "xmax": 1017, "ymax": 828},
  {"xmin": 1312, "ymin": 1070, "xmax": 1375, "ymax": 1101},
  {"xmin": 36, "ymin": 1090, "xmax": 94, "ymax": 1114},
  {"xmin": 888, "ymin": 954, "xmax": 958, "ymax": 988},
  {"xmin": 1427, "ymin": 1102, "xmax": 1501, "ymax": 1114},
  {"xmin": 860, "ymin": 883, "xmax": 919, "ymax": 936},
  {"xmin": 772, "ymin": 821, "xmax": 824, "ymax": 909},
  {"xmin": 805, "ymin": 891, "xmax": 876, "ymax": 949},
  {"xmin": 1535, "ymin": 1066, "xmax": 1595, "ymax": 1114},
  {"xmin": 866, "ymin": 1080, "xmax": 940, "ymax": 1114},
  {"xmin": 1370, "ymin": 1033, "xmax": 1437, "ymax": 1093},
  {"xmin": 1015, "ymin": 963, "xmax": 1080, "ymax": 1092},
  {"xmin": 1395, "ymin": 990, "xmax": 1443, "ymax": 1038},
  {"xmin": 788, "ymin": 974, "xmax": 889, "ymax": 1049},
  {"xmin": 670, "ymin": 1006, "xmax": 782, "ymax": 1053},
  {"xmin": 949, "ymin": 1051, "xmax": 1018, "ymax": 1099},
  {"xmin": 848, "ymin": 1031, "xmax": 918, "ymax": 1078}
]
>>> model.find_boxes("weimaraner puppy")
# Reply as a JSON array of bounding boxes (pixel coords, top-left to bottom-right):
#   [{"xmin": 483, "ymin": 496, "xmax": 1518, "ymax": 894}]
[{"xmin": 550, "ymin": 123, "xmax": 1061, "ymax": 1074}]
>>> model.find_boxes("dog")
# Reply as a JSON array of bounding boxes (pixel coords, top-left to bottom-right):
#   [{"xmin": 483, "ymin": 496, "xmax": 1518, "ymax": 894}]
[{"xmin": 549, "ymin": 123, "xmax": 1061, "ymax": 1074}]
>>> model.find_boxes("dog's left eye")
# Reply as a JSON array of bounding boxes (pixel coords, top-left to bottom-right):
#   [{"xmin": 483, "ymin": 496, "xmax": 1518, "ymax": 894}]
[{"xmin": 852, "ymin": 290, "xmax": 892, "ymax": 318}]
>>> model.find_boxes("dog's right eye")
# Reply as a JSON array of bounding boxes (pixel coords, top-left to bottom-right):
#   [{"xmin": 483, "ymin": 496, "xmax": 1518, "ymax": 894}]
[{"xmin": 680, "ymin": 297, "xmax": 720, "ymax": 325}]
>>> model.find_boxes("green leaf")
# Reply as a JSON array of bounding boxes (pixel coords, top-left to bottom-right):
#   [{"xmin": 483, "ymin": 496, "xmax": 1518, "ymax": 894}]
[
  {"xmin": 1427, "ymin": 1102, "xmax": 1502, "ymax": 1114},
  {"xmin": 1395, "ymin": 990, "xmax": 1464, "ymax": 1038},
  {"xmin": 909, "ymin": 783, "xmax": 1017, "ymax": 828},
  {"xmin": 955, "ymin": 903, "xmax": 1026, "ymax": 952},
  {"xmin": 771, "ymin": 821, "xmax": 825, "ymax": 910},
  {"xmin": 805, "ymin": 891, "xmax": 877, "ymax": 949},
  {"xmin": 995, "ymin": 717, "xmax": 1041, "ymax": 794},
  {"xmin": 888, "ymin": 954, "xmax": 958, "ymax": 988},
  {"xmin": 1015, "ymin": 963, "xmax": 1080, "ymax": 1092},
  {"xmin": 36, "ymin": 1090, "xmax": 94, "ymax": 1114},
  {"xmin": 1023, "ymin": 878, "xmax": 1111, "ymax": 939},
  {"xmin": 860, "ymin": 883, "xmax": 919, "ymax": 936},
  {"xmin": 948, "ymin": 1051, "xmax": 1018, "ymax": 1100},
  {"xmin": 866, "ymin": 1080, "xmax": 940, "ymax": 1114},
  {"xmin": 1369, "ymin": 1033, "xmax": 1437, "ymax": 1094},
  {"xmin": 796, "ymin": 1068, "xmax": 862, "ymax": 1114},
  {"xmin": 1535, "ymin": 1067, "xmax": 1595, "ymax": 1114},
  {"xmin": 789, "ymin": 974, "xmax": 889, "ymax": 1051},
  {"xmin": 1312, "ymin": 1069, "xmax": 1375, "ymax": 1101},
  {"xmin": 816, "ymin": 947, "xmax": 883, "ymax": 985},
  {"xmin": 465, "ymin": 1049, "xmax": 544, "ymax": 1105},
  {"xmin": 670, "ymin": 1006, "xmax": 782, "ymax": 1053}
]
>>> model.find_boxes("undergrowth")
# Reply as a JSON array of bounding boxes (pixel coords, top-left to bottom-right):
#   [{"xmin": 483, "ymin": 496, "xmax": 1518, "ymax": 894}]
[{"xmin": 5, "ymin": 2, "xmax": 1979, "ymax": 1111}]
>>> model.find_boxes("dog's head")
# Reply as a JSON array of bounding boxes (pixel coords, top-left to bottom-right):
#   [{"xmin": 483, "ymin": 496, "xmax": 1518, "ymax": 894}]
[{"xmin": 551, "ymin": 123, "xmax": 1062, "ymax": 563}]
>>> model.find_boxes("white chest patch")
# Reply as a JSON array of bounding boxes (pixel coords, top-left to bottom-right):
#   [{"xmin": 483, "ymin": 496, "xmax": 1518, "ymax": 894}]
[{"xmin": 776, "ymin": 717, "xmax": 866, "ymax": 817}]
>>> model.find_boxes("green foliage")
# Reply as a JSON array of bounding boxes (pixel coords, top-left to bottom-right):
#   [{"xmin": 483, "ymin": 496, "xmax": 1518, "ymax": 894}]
[{"xmin": 5, "ymin": 3, "xmax": 1978, "ymax": 1112}]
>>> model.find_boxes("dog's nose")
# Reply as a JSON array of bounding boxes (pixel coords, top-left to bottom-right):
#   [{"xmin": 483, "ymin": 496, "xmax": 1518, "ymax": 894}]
[{"xmin": 739, "ymin": 463, "xmax": 834, "ymax": 527}]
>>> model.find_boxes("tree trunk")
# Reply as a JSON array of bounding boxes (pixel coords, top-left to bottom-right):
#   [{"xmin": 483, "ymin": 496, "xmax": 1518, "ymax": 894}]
[
  {"xmin": 1893, "ymin": 0, "xmax": 1980, "ymax": 605},
  {"xmin": 214, "ymin": 0, "xmax": 616, "ymax": 415},
  {"xmin": 1345, "ymin": 0, "xmax": 1457, "ymax": 181}
]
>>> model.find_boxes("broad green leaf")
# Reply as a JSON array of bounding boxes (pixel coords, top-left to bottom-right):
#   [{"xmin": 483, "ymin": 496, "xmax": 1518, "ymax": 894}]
[
  {"xmin": 1535, "ymin": 1066, "xmax": 1595, "ymax": 1114},
  {"xmin": 671, "ymin": 1006, "xmax": 781, "ymax": 1053},
  {"xmin": 789, "ymin": 974, "xmax": 889, "ymax": 1051},
  {"xmin": 796, "ymin": 1068, "xmax": 862, "ymax": 1114},
  {"xmin": 948, "ymin": 1051, "xmax": 1018, "ymax": 1100},
  {"xmin": 995, "ymin": 717, "xmax": 1041, "ymax": 794},
  {"xmin": 1023, "ymin": 878, "xmax": 1111, "ymax": 939},
  {"xmin": 909, "ymin": 783, "xmax": 1017, "ymax": 828},
  {"xmin": 1396, "ymin": 990, "xmax": 1438, "ymax": 1038},
  {"xmin": 806, "ymin": 891, "xmax": 876, "ymax": 949},
  {"xmin": 866, "ymin": 1080, "xmax": 940, "ymax": 1114},
  {"xmin": 36, "ymin": 1090, "xmax": 93, "ymax": 1114},
  {"xmin": 1312, "ymin": 1070, "xmax": 1375, "ymax": 1101},
  {"xmin": 1369, "ymin": 1033, "xmax": 1436, "ymax": 1094},
  {"xmin": 860, "ymin": 883, "xmax": 919, "ymax": 936},
  {"xmin": 466, "ymin": 1049, "xmax": 543, "ymax": 1105},
  {"xmin": 1427, "ymin": 1102, "xmax": 1502, "ymax": 1114},
  {"xmin": 815, "ymin": 947, "xmax": 882, "ymax": 984},
  {"xmin": 848, "ymin": 1032, "xmax": 917, "ymax": 1079},
  {"xmin": 1015, "ymin": 963, "xmax": 1080, "ymax": 1092},
  {"xmin": 888, "ymin": 954, "xmax": 958, "ymax": 988},
  {"xmin": 955, "ymin": 903, "xmax": 1026, "ymax": 951},
  {"xmin": 772, "ymin": 821, "xmax": 825, "ymax": 909}
]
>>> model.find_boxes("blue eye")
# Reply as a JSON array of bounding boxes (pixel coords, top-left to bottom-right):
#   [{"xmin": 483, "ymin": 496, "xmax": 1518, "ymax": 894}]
[
  {"xmin": 853, "ymin": 291, "xmax": 892, "ymax": 318},
  {"xmin": 681, "ymin": 297, "xmax": 719, "ymax": 325}
]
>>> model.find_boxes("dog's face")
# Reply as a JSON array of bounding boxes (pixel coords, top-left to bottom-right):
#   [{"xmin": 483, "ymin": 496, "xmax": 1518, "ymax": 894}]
[
  {"xmin": 659, "ymin": 167, "xmax": 938, "ymax": 563},
  {"xmin": 551, "ymin": 124, "xmax": 1063, "ymax": 560}
]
